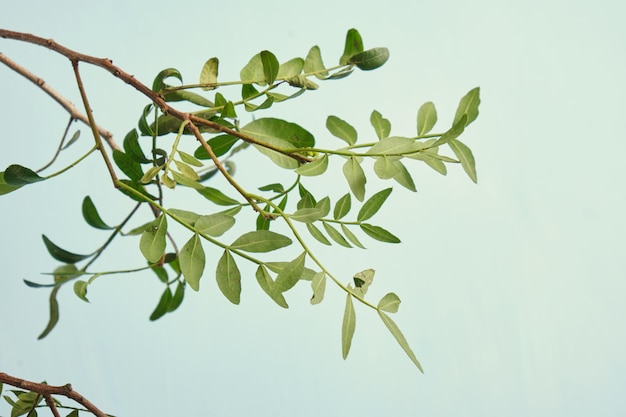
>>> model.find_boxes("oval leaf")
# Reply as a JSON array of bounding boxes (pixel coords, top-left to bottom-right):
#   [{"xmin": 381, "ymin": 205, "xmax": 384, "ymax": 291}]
[
  {"xmin": 348, "ymin": 47, "xmax": 389, "ymax": 71},
  {"xmin": 417, "ymin": 101, "xmax": 437, "ymax": 136},
  {"xmin": 195, "ymin": 214, "xmax": 235, "ymax": 237},
  {"xmin": 326, "ymin": 115, "xmax": 357, "ymax": 145},
  {"xmin": 333, "ymin": 193, "xmax": 351, "ymax": 220},
  {"xmin": 357, "ymin": 187, "xmax": 392, "ymax": 222},
  {"xmin": 260, "ymin": 50, "xmax": 280, "ymax": 84},
  {"xmin": 179, "ymin": 234, "xmax": 205, "ymax": 291},
  {"xmin": 274, "ymin": 252, "xmax": 306, "ymax": 293},
  {"xmin": 140, "ymin": 215, "xmax": 167, "ymax": 263},
  {"xmin": 378, "ymin": 292, "xmax": 401, "ymax": 313},
  {"xmin": 343, "ymin": 157, "xmax": 366, "ymax": 202},
  {"xmin": 340, "ymin": 28, "xmax": 364, "ymax": 65},
  {"xmin": 255, "ymin": 265, "xmax": 289, "ymax": 308},
  {"xmin": 453, "ymin": 87, "xmax": 481, "ymax": 127},
  {"xmin": 216, "ymin": 250, "xmax": 241, "ymax": 304},
  {"xmin": 199, "ymin": 57, "xmax": 219, "ymax": 90},
  {"xmin": 295, "ymin": 154, "xmax": 328, "ymax": 176},
  {"xmin": 304, "ymin": 45, "xmax": 328, "ymax": 79},
  {"xmin": 448, "ymin": 139, "xmax": 477, "ymax": 183},
  {"xmin": 230, "ymin": 230, "xmax": 292, "ymax": 253},
  {"xmin": 3, "ymin": 164, "xmax": 45, "ymax": 186}
]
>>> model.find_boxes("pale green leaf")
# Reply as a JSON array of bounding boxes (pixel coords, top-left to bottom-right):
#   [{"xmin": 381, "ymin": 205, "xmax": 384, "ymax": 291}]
[
  {"xmin": 326, "ymin": 115, "xmax": 357, "ymax": 145},
  {"xmin": 357, "ymin": 187, "xmax": 392, "ymax": 222},
  {"xmin": 304, "ymin": 45, "xmax": 329, "ymax": 79},
  {"xmin": 174, "ymin": 160, "xmax": 200, "ymax": 181},
  {"xmin": 168, "ymin": 208, "xmax": 201, "ymax": 226},
  {"xmin": 216, "ymin": 250, "xmax": 241, "ymax": 304},
  {"xmin": 310, "ymin": 272, "xmax": 326, "ymax": 305},
  {"xmin": 199, "ymin": 57, "xmax": 219, "ymax": 90},
  {"xmin": 260, "ymin": 50, "xmax": 280, "ymax": 84},
  {"xmin": 177, "ymin": 150, "xmax": 204, "ymax": 167},
  {"xmin": 432, "ymin": 115, "xmax": 466, "ymax": 147},
  {"xmin": 448, "ymin": 139, "xmax": 477, "ymax": 183},
  {"xmin": 378, "ymin": 292, "xmax": 401, "ymax": 313},
  {"xmin": 323, "ymin": 221, "xmax": 351, "ymax": 247},
  {"xmin": 197, "ymin": 186, "xmax": 240, "ymax": 205},
  {"xmin": 333, "ymin": 193, "xmax": 351, "ymax": 220},
  {"xmin": 393, "ymin": 161, "xmax": 417, "ymax": 192},
  {"xmin": 290, "ymin": 207, "xmax": 325, "ymax": 223},
  {"xmin": 295, "ymin": 154, "xmax": 328, "ymax": 176},
  {"xmin": 179, "ymin": 234, "xmax": 205, "ymax": 291},
  {"xmin": 255, "ymin": 265, "xmax": 288, "ymax": 308},
  {"xmin": 140, "ymin": 215, "xmax": 167, "ymax": 263},
  {"xmin": 370, "ymin": 111, "xmax": 391, "ymax": 139},
  {"xmin": 230, "ymin": 230, "xmax": 292, "ymax": 252},
  {"xmin": 453, "ymin": 87, "xmax": 481, "ymax": 127},
  {"xmin": 274, "ymin": 252, "xmax": 306, "ymax": 292},
  {"xmin": 373, "ymin": 157, "xmax": 401, "ymax": 180},
  {"xmin": 343, "ymin": 157, "xmax": 366, "ymax": 201},
  {"xmin": 339, "ymin": 28, "xmax": 364, "ymax": 65},
  {"xmin": 417, "ymin": 101, "xmax": 437, "ymax": 136},
  {"xmin": 341, "ymin": 293, "xmax": 356, "ymax": 359},
  {"xmin": 73, "ymin": 280, "xmax": 89, "ymax": 302},
  {"xmin": 306, "ymin": 222, "xmax": 331, "ymax": 245},
  {"xmin": 277, "ymin": 57, "xmax": 304, "ymax": 79},
  {"xmin": 367, "ymin": 136, "xmax": 421, "ymax": 156},
  {"xmin": 240, "ymin": 53, "xmax": 266, "ymax": 85},
  {"xmin": 378, "ymin": 310, "xmax": 423, "ymax": 372},
  {"xmin": 341, "ymin": 224, "xmax": 365, "ymax": 249},
  {"xmin": 195, "ymin": 214, "xmax": 235, "ymax": 237},
  {"xmin": 316, "ymin": 197, "xmax": 331, "ymax": 218}
]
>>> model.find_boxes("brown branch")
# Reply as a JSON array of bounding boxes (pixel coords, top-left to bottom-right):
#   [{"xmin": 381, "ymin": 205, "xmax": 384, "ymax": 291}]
[
  {"xmin": 0, "ymin": 29, "xmax": 312, "ymax": 164},
  {"xmin": 0, "ymin": 372, "xmax": 109, "ymax": 417},
  {"xmin": 0, "ymin": 52, "xmax": 120, "ymax": 151}
]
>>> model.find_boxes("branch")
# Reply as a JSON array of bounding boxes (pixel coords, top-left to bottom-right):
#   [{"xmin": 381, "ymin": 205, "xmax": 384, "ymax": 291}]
[
  {"xmin": 0, "ymin": 371, "xmax": 109, "ymax": 417},
  {"xmin": 0, "ymin": 52, "xmax": 120, "ymax": 152},
  {"xmin": 0, "ymin": 29, "xmax": 312, "ymax": 164}
]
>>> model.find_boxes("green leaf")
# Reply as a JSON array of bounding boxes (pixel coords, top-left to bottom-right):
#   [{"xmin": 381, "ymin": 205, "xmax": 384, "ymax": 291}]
[
  {"xmin": 174, "ymin": 160, "xmax": 200, "ymax": 181},
  {"xmin": 323, "ymin": 221, "xmax": 351, "ymax": 248},
  {"xmin": 297, "ymin": 183, "xmax": 317, "ymax": 209},
  {"xmin": 178, "ymin": 150, "xmax": 203, "ymax": 167},
  {"xmin": 373, "ymin": 157, "xmax": 401, "ymax": 179},
  {"xmin": 326, "ymin": 115, "xmax": 357, "ymax": 146},
  {"xmin": 343, "ymin": 157, "xmax": 366, "ymax": 201},
  {"xmin": 168, "ymin": 281, "xmax": 185, "ymax": 312},
  {"xmin": 140, "ymin": 215, "xmax": 167, "ymax": 263},
  {"xmin": 341, "ymin": 293, "xmax": 356, "ymax": 359},
  {"xmin": 199, "ymin": 57, "xmax": 219, "ymax": 90},
  {"xmin": 73, "ymin": 280, "xmax": 89, "ymax": 302},
  {"xmin": 357, "ymin": 187, "xmax": 392, "ymax": 222},
  {"xmin": 310, "ymin": 272, "xmax": 326, "ymax": 305},
  {"xmin": 274, "ymin": 252, "xmax": 306, "ymax": 293},
  {"xmin": 333, "ymin": 193, "xmax": 351, "ymax": 220},
  {"xmin": 277, "ymin": 57, "xmax": 304, "ymax": 79},
  {"xmin": 295, "ymin": 154, "xmax": 328, "ymax": 176},
  {"xmin": 341, "ymin": 224, "xmax": 365, "ymax": 249},
  {"xmin": 81, "ymin": 196, "xmax": 112, "ymax": 230},
  {"xmin": 140, "ymin": 165, "xmax": 163, "ymax": 184},
  {"xmin": 353, "ymin": 268, "xmax": 375, "ymax": 297},
  {"xmin": 195, "ymin": 134, "xmax": 239, "ymax": 159},
  {"xmin": 448, "ymin": 139, "xmax": 477, "ymax": 183},
  {"xmin": 258, "ymin": 183, "xmax": 284, "ymax": 193},
  {"xmin": 304, "ymin": 46, "xmax": 329, "ymax": 79},
  {"xmin": 122, "ymin": 129, "xmax": 149, "ymax": 163},
  {"xmin": 287, "ymin": 74, "xmax": 319, "ymax": 90},
  {"xmin": 61, "ymin": 129, "xmax": 81, "ymax": 150},
  {"xmin": 168, "ymin": 208, "xmax": 200, "ymax": 226},
  {"xmin": 240, "ymin": 52, "xmax": 266, "ymax": 85},
  {"xmin": 393, "ymin": 161, "xmax": 417, "ymax": 192},
  {"xmin": 0, "ymin": 171, "xmax": 22, "ymax": 195},
  {"xmin": 367, "ymin": 136, "xmax": 422, "ymax": 156},
  {"xmin": 151, "ymin": 265, "xmax": 168, "ymax": 283},
  {"xmin": 348, "ymin": 47, "xmax": 389, "ymax": 71},
  {"xmin": 340, "ymin": 28, "xmax": 364, "ymax": 65},
  {"xmin": 152, "ymin": 67, "xmax": 183, "ymax": 92},
  {"xmin": 306, "ymin": 222, "xmax": 331, "ymax": 245},
  {"xmin": 179, "ymin": 234, "xmax": 205, "ymax": 291},
  {"xmin": 432, "ymin": 115, "xmax": 466, "ymax": 147},
  {"xmin": 216, "ymin": 250, "xmax": 241, "ymax": 304},
  {"xmin": 113, "ymin": 150, "xmax": 144, "ymax": 181},
  {"xmin": 255, "ymin": 265, "xmax": 289, "ymax": 308},
  {"xmin": 163, "ymin": 90, "xmax": 214, "ymax": 107},
  {"xmin": 417, "ymin": 102, "xmax": 437, "ymax": 136},
  {"xmin": 42, "ymin": 235, "xmax": 91, "ymax": 263},
  {"xmin": 378, "ymin": 292, "xmax": 401, "ymax": 313},
  {"xmin": 260, "ymin": 50, "xmax": 280, "ymax": 84},
  {"xmin": 150, "ymin": 286, "xmax": 172, "ymax": 321},
  {"xmin": 38, "ymin": 286, "xmax": 60, "ymax": 339},
  {"xmin": 316, "ymin": 196, "xmax": 331, "ymax": 218},
  {"xmin": 3, "ymin": 164, "xmax": 45, "ymax": 186},
  {"xmin": 378, "ymin": 310, "xmax": 423, "ymax": 372},
  {"xmin": 197, "ymin": 186, "xmax": 239, "ymax": 205},
  {"xmin": 360, "ymin": 223, "xmax": 400, "ymax": 243},
  {"xmin": 290, "ymin": 207, "xmax": 325, "ymax": 223},
  {"xmin": 454, "ymin": 87, "xmax": 481, "ymax": 127},
  {"xmin": 370, "ymin": 111, "xmax": 391, "ymax": 139},
  {"xmin": 230, "ymin": 230, "xmax": 292, "ymax": 253},
  {"xmin": 195, "ymin": 213, "xmax": 235, "ymax": 237}
]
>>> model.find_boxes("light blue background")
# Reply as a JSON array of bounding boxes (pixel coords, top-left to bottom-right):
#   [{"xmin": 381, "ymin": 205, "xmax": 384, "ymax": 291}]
[{"xmin": 1, "ymin": 1, "xmax": 625, "ymax": 416}]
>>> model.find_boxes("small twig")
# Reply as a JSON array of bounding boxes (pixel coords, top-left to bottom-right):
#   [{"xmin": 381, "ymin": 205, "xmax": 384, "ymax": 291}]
[
  {"xmin": 0, "ymin": 52, "xmax": 120, "ymax": 151},
  {"xmin": 0, "ymin": 372, "xmax": 109, "ymax": 417},
  {"xmin": 44, "ymin": 394, "xmax": 62, "ymax": 417}
]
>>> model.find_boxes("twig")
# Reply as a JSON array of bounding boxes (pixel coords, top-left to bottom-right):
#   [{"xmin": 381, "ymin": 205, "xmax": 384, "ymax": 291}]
[
  {"xmin": 0, "ymin": 52, "xmax": 120, "ymax": 151},
  {"xmin": 0, "ymin": 372, "xmax": 109, "ymax": 417}
]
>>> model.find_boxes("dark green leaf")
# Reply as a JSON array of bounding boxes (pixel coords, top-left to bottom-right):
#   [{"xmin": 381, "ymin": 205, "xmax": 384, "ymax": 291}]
[
  {"xmin": 316, "ymin": 196, "xmax": 331, "ymax": 218},
  {"xmin": 343, "ymin": 157, "xmax": 366, "ymax": 201},
  {"xmin": 138, "ymin": 104, "xmax": 154, "ymax": 136},
  {"xmin": 306, "ymin": 222, "xmax": 331, "ymax": 245},
  {"xmin": 323, "ymin": 221, "xmax": 351, "ymax": 247},
  {"xmin": 152, "ymin": 68, "xmax": 183, "ymax": 92},
  {"xmin": 378, "ymin": 310, "xmax": 423, "ymax": 372},
  {"xmin": 140, "ymin": 215, "xmax": 167, "ymax": 263},
  {"xmin": 216, "ymin": 250, "xmax": 241, "ymax": 304},
  {"xmin": 199, "ymin": 57, "xmax": 219, "ymax": 90},
  {"xmin": 341, "ymin": 293, "xmax": 356, "ymax": 359},
  {"xmin": 310, "ymin": 272, "xmax": 326, "ymax": 305},
  {"xmin": 378, "ymin": 292, "xmax": 401, "ymax": 313},
  {"xmin": 0, "ymin": 171, "xmax": 22, "ymax": 195},
  {"xmin": 260, "ymin": 50, "xmax": 280, "ymax": 84},
  {"xmin": 38, "ymin": 286, "xmax": 60, "ymax": 339},
  {"xmin": 242, "ymin": 118, "xmax": 315, "ymax": 148},
  {"xmin": 163, "ymin": 90, "xmax": 214, "ymax": 107},
  {"xmin": 417, "ymin": 102, "xmax": 437, "ymax": 136},
  {"xmin": 82, "ymin": 196, "xmax": 112, "ymax": 230},
  {"xmin": 357, "ymin": 187, "xmax": 392, "ymax": 222},
  {"xmin": 255, "ymin": 265, "xmax": 289, "ymax": 308},
  {"xmin": 197, "ymin": 186, "xmax": 239, "ymax": 205},
  {"xmin": 3, "ymin": 164, "xmax": 44, "ymax": 186},
  {"xmin": 448, "ymin": 139, "xmax": 477, "ymax": 183},
  {"xmin": 194, "ymin": 134, "xmax": 239, "ymax": 159},
  {"xmin": 149, "ymin": 287, "xmax": 172, "ymax": 321},
  {"xmin": 326, "ymin": 115, "xmax": 357, "ymax": 145},
  {"xmin": 179, "ymin": 234, "xmax": 205, "ymax": 291},
  {"xmin": 274, "ymin": 252, "xmax": 306, "ymax": 293},
  {"xmin": 304, "ymin": 46, "xmax": 329, "ymax": 79},
  {"xmin": 360, "ymin": 223, "xmax": 400, "ymax": 243},
  {"xmin": 151, "ymin": 265, "xmax": 168, "ymax": 283},
  {"xmin": 168, "ymin": 281, "xmax": 185, "ymax": 312},
  {"xmin": 113, "ymin": 150, "xmax": 144, "ymax": 181},
  {"xmin": 118, "ymin": 179, "xmax": 157, "ymax": 202},
  {"xmin": 340, "ymin": 28, "xmax": 364, "ymax": 65},
  {"xmin": 370, "ymin": 110, "xmax": 391, "ymax": 139},
  {"xmin": 230, "ymin": 230, "xmax": 292, "ymax": 252},
  {"xmin": 42, "ymin": 235, "xmax": 91, "ymax": 263},
  {"xmin": 393, "ymin": 161, "xmax": 417, "ymax": 192},
  {"xmin": 297, "ymin": 183, "xmax": 316, "ymax": 209},
  {"xmin": 123, "ymin": 129, "xmax": 149, "ymax": 163},
  {"xmin": 348, "ymin": 47, "xmax": 389, "ymax": 71},
  {"xmin": 256, "ymin": 206, "xmax": 271, "ymax": 231},
  {"xmin": 453, "ymin": 87, "xmax": 481, "ymax": 127},
  {"xmin": 333, "ymin": 193, "xmax": 351, "ymax": 220}
]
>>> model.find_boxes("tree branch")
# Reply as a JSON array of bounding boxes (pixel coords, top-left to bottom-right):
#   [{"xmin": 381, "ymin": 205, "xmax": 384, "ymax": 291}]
[
  {"xmin": 0, "ymin": 372, "xmax": 109, "ymax": 417},
  {"xmin": 0, "ymin": 52, "xmax": 120, "ymax": 152}
]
